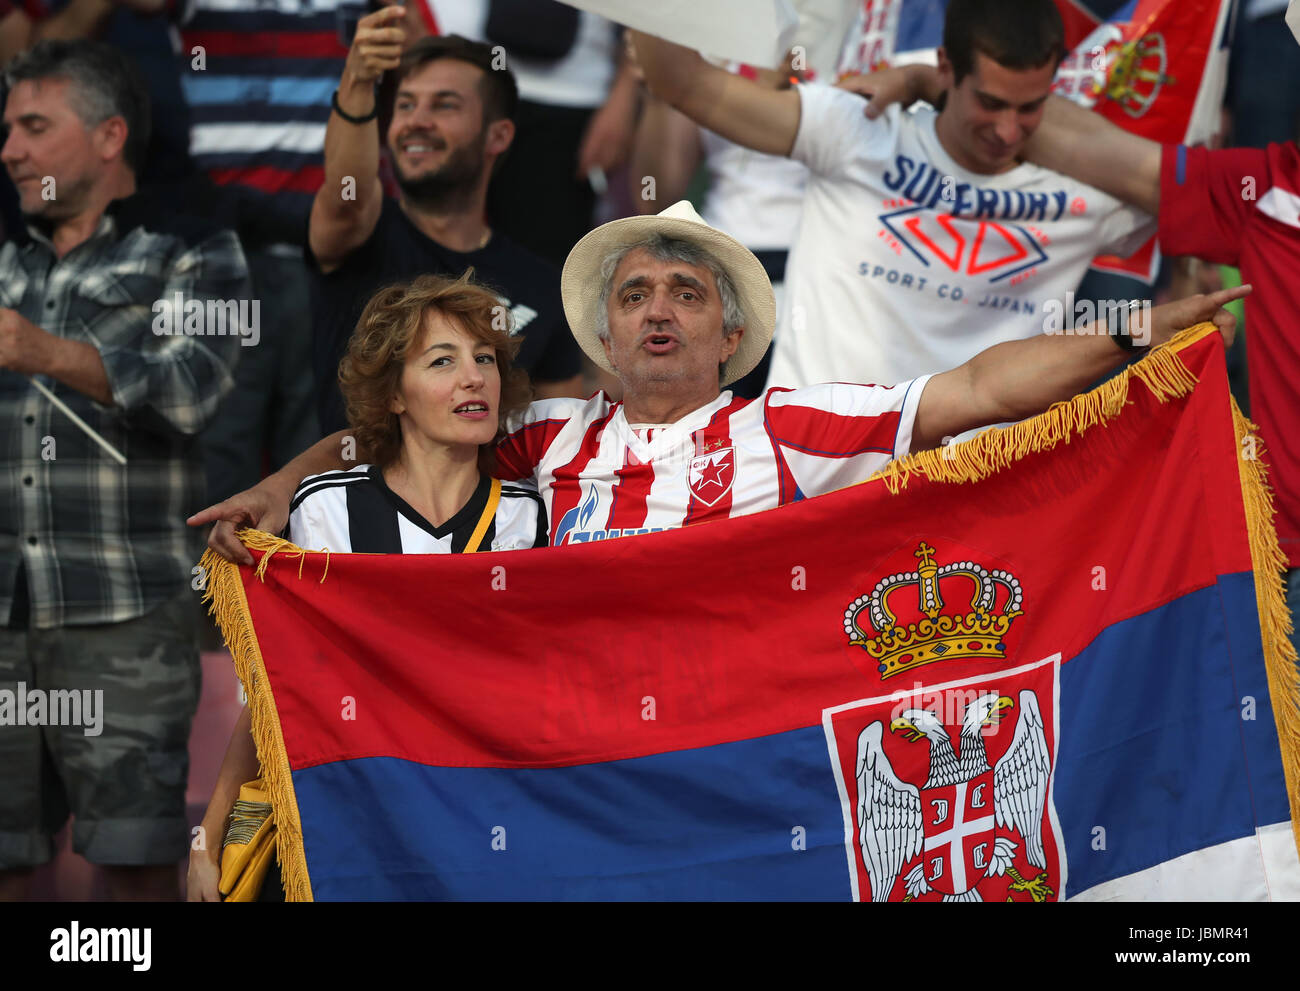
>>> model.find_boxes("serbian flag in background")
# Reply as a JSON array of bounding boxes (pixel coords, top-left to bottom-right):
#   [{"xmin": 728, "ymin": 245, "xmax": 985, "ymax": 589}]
[
  {"xmin": 835, "ymin": 0, "xmax": 1236, "ymax": 281},
  {"xmin": 202, "ymin": 326, "xmax": 1299, "ymax": 901}
]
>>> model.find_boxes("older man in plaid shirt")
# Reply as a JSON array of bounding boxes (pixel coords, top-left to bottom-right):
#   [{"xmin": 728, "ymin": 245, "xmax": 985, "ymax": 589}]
[{"xmin": 0, "ymin": 40, "xmax": 249, "ymax": 900}]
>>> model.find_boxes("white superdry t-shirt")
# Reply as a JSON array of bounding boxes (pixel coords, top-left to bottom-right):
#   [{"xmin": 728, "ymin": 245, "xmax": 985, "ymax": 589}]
[
  {"xmin": 493, "ymin": 376, "xmax": 930, "ymax": 545},
  {"xmin": 770, "ymin": 85, "xmax": 1154, "ymax": 389}
]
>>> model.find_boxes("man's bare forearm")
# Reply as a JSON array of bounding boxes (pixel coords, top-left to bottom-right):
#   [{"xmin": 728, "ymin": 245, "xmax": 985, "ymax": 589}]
[
  {"xmin": 1024, "ymin": 95, "xmax": 1161, "ymax": 215},
  {"xmin": 630, "ymin": 97, "xmax": 700, "ymax": 213},
  {"xmin": 35, "ymin": 0, "xmax": 114, "ymax": 42},
  {"xmin": 629, "ymin": 30, "xmax": 798, "ymax": 156},
  {"xmin": 321, "ymin": 73, "xmax": 381, "ymax": 210},
  {"xmin": 914, "ymin": 319, "xmax": 1137, "ymax": 450},
  {"xmin": 966, "ymin": 326, "xmax": 1127, "ymax": 424}
]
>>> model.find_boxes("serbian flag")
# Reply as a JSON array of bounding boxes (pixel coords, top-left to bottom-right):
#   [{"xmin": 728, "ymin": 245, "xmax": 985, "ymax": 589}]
[{"xmin": 202, "ymin": 326, "xmax": 1299, "ymax": 901}]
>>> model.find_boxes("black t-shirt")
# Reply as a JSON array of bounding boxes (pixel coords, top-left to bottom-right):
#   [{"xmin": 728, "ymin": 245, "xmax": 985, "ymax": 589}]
[{"xmin": 309, "ymin": 197, "xmax": 583, "ymax": 433}]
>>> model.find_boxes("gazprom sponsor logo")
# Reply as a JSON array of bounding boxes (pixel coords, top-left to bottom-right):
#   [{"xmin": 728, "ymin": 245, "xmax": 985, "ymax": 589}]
[
  {"xmin": 553, "ymin": 486, "xmax": 672, "ymax": 544},
  {"xmin": 554, "ymin": 487, "xmax": 601, "ymax": 546},
  {"xmin": 566, "ymin": 527, "xmax": 668, "ymax": 543}
]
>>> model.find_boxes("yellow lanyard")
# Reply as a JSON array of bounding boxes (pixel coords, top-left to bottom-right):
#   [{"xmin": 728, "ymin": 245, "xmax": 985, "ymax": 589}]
[{"xmin": 462, "ymin": 477, "xmax": 501, "ymax": 553}]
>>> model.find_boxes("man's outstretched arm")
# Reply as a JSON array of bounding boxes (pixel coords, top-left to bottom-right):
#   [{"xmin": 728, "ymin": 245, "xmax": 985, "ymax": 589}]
[
  {"xmin": 911, "ymin": 285, "xmax": 1250, "ymax": 453},
  {"xmin": 1023, "ymin": 94, "xmax": 1162, "ymax": 216},
  {"xmin": 628, "ymin": 30, "xmax": 800, "ymax": 157}
]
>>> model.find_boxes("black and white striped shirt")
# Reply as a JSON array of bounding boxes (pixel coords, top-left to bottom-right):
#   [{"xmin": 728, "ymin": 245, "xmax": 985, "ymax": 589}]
[{"xmin": 288, "ymin": 466, "xmax": 548, "ymax": 553}]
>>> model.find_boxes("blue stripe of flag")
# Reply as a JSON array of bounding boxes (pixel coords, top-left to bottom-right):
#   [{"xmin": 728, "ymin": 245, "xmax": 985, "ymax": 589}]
[{"xmin": 1055, "ymin": 571, "xmax": 1287, "ymax": 892}]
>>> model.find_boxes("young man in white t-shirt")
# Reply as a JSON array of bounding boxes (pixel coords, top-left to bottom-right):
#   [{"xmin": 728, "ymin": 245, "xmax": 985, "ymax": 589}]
[{"xmin": 630, "ymin": 0, "xmax": 1153, "ymax": 390}]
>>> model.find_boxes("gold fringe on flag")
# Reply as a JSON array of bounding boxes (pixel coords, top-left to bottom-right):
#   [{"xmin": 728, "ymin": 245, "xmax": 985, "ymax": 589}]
[
  {"xmin": 199, "ymin": 530, "xmax": 324, "ymax": 902},
  {"xmin": 1231, "ymin": 401, "xmax": 1300, "ymax": 858},
  {"xmin": 868, "ymin": 322, "xmax": 1300, "ymax": 859}
]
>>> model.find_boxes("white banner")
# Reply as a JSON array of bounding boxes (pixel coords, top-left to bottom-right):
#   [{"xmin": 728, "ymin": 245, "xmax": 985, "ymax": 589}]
[{"xmin": 556, "ymin": 0, "xmax": 800, "ymax": 68}]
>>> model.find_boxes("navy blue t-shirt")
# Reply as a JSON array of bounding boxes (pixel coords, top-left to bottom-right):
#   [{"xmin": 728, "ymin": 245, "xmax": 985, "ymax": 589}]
[{"xmin": 309, "ymin": 197, "xmax": 582, "ymax": 433}]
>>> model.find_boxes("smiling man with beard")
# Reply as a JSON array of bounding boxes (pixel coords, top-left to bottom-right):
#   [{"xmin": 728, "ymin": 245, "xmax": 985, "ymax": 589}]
[{"xmin": 308, "ymin": 12, "xmax": 584, "ymax": 434}]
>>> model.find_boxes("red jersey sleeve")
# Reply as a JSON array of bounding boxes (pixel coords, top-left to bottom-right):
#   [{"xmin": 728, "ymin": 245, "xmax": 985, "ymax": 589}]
[
  {"xmin": 491, "ymin": 398, "xmax": 585, "ymax": 483},
  {"xmin": 1159, "ymin": 144, "xmax": 1269, "ymax": 266}
]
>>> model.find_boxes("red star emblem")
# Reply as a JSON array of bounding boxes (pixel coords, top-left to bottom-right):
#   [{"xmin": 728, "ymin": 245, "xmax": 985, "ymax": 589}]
[{"xmin": 698, "ymin": 458, "xmax": 730, "ymax": 489}]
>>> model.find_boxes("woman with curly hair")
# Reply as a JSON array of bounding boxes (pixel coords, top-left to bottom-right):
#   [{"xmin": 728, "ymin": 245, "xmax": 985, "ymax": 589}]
[
  {"xmin": 286, "ymin": 272, "xmax": 546, "ymax": 553},
  {"xmin": 188, "ymin": 272, "xmax": 548, "ymax": 902}
]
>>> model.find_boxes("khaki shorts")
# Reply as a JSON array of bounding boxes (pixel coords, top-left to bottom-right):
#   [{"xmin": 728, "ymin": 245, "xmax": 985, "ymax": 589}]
[{"xmin": 0, "ymin": 590, "xmax": 201, "ymax": 869}]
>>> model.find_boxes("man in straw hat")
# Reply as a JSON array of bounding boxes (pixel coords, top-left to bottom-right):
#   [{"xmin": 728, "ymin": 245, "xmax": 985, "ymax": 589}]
[{"xmin": 194, "ymin": 200, "xmax": 1247, "ymax": 557}]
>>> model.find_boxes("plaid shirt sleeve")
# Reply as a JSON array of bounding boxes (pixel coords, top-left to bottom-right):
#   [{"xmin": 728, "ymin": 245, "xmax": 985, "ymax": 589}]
[{"xmin": 96, "ymin": 227, "xmax": 248, "ymax": 436}]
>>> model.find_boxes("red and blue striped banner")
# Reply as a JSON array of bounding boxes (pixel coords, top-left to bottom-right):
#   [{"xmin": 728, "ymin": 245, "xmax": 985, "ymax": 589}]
[{"xmin": 204, "ymin": 325, "xmax": 1299, "ymax": 901}]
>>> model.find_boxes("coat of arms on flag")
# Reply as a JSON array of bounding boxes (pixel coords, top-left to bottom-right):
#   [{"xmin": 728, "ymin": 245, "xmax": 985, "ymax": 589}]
[
  {"xmin": 825, "ymin": 655, "xmax": 1063, "ymax": 902},
  {"xmin": 828, "ymin": 539, "xmax": 1062, "ymax": 901}
]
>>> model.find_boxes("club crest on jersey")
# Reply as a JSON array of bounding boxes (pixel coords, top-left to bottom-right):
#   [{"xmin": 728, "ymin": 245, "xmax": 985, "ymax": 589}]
[
  {"xmin": 687, "ymin": 447, "xmax": 735, "ymax": 506},
  {"xmin": 823, "ymin": 654, "xmax": 1065, "ymax": 902}
]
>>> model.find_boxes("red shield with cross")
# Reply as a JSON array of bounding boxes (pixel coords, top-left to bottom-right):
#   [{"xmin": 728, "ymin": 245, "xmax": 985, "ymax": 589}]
[
  {"xmin": 915, "ymin": 770, "xmax": 998, "ymax": 898},
  {"xmin": 822, "ymin": 654, "xmax": 1065, "ymax": 902},
  {"xmin": 687, "ymin": 447, "xmax": 734, "ymax": 506}
]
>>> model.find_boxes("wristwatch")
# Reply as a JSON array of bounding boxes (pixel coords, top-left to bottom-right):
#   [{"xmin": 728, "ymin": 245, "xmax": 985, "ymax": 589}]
[{"xmin": 1110, "ymin": 299, "xmax": 1149, "ymax": 352}]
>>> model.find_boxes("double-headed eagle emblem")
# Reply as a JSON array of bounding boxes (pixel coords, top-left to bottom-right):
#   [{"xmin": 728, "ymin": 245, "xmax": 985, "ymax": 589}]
[{"xmin": 856, "ymin": 689, "xmax": 1053, "ymax": 902}]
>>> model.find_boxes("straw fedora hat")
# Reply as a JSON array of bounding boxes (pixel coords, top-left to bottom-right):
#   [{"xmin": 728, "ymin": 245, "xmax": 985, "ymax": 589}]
[{"xmin": 560, "ymin": 200, "xmax": 776, "ymax": 387}]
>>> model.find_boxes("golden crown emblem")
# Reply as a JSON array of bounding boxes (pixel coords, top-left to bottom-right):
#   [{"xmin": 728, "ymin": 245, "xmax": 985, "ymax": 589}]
[
  {"xmin": 1096, "ymin": 32, "xmax": 1170, "ymax": 119},
  {"xmin": 843, "ymin": 542, "xmax": 1024, "ymax": 680}
]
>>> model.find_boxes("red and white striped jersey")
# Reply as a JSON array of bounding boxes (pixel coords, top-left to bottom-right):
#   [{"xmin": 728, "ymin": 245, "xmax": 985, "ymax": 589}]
[{"xmin": 494, "ymin": 377, "xmax": 931, "ymax": 545}]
